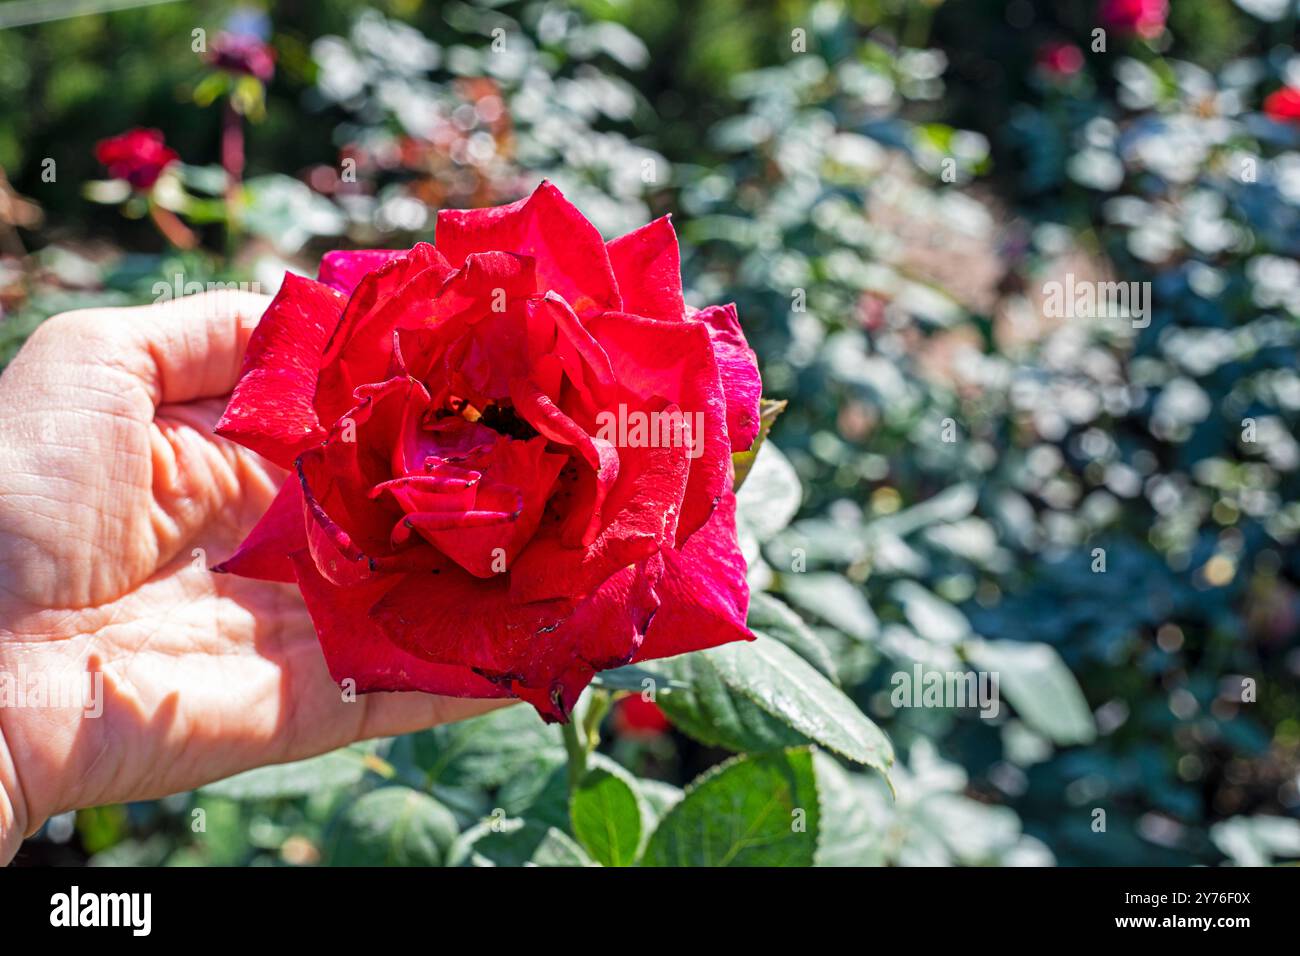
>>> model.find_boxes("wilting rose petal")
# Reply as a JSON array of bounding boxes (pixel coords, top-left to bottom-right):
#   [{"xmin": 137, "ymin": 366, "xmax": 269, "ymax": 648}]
[
  {"xmin": 210, "ymin": 476, "xmax": 306, "ymax": 582},
  {"xmin": 289, "ymin": 549, "xmax": 507, "ymax": 698},
  {"xmin": 510, "ymin": 557, "xmax": 662, "ymax": 721},
  {"xmin": 638, "ymin": 491, "xmax": 754, "ymax": 661},
  {"xmin": 215, "ymin": 273, "xmax": 346, "ymax": 468}
]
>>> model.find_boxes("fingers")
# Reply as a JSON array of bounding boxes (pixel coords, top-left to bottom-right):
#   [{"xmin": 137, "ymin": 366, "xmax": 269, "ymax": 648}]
[
  {"xmin": 129, "ymin": 290, "xmax": 273, "ymax": 405},
  {"xmin": 0, "ymin": 291, "xmax": 273, "ymax": 611},
  {"xmin": 21, "ymin": 289, "xmax": 273, "ymax": 408}
]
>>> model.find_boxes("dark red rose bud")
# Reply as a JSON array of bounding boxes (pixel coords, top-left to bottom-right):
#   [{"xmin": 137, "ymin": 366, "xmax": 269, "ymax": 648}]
[
  {"xmin": 207, "ymin": 31, "xmax": 276, "ymax": 82},
  {"xmin": 94, "ymin": 128, "xmax": 179, "ymax": 191}
]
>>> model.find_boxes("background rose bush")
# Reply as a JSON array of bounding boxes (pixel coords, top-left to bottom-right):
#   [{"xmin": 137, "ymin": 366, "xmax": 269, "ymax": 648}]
[{"xmin": 1, "ymin": 0, "xmax": 1297, "ymax": 867}]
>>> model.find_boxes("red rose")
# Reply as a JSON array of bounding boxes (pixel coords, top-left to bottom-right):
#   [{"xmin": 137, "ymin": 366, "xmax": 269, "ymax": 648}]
[
  {"xmin": 1099, "ymin": 0, "xmax": 1167, "ymax": 39},
  {"xmin": 1036, "ymin": 42, "xmax": 1084, "ymax": 79},
  {"xmin": 207, "ymin": 31, "xmax": 276, "ymax": 82},
  {"xmin": 1263, "ymin": 87, "xmax": 1300, "ymax": 125},
  {"xmin": 214, "ymin": 183, "xmax": 761, "ymax": 721},
  {"xmin": 94, "ymin": 128, "xmax": 179, "ymax": 191},
  {"xmin": 613, "ymin": 695, "xmax": 672, "ymax": 737}
]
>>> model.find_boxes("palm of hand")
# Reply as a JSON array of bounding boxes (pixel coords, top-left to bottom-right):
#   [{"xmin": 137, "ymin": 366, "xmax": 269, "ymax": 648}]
[{"xmin": 0, "ymin": 295, "xmax": 494, "ymax": 849}]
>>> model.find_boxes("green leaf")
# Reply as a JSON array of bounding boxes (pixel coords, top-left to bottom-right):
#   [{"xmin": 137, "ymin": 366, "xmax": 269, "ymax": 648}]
[
  {"xmin": 965, "ymin": 639, "xmax": 1096, "ymax": 745},
  {"xmin": 187, "ymin": 799, "xmax": 252, "ymax": 866},
  {"xmin": 656, "ymin": 645, "xmax": 808, "ymax": 754},
  {"xmin": 528, "ymin": 828, "xmax": 596, "ymax": 867},
  {"xmin": 453, "ymin": 819, "xmax": 594, "ymax": 867},
  {"xmin": 735, "ymin": 440, "xmax": 801, "ymax": 541},
  {"xmin": 416, "ymin": 706, "xmax": 563, "ymax": 789},
  {"xmin": 781, "ymin": 572, "xmax": 879, "ymax": 641},
  {"xmin": 590, "ymin": 663, "xmax": 678, "ymax": 693},
  {"xmin": 570, "ymin": 765, "xmax": 648, "ymax": 866},
  {"xmin": 866, "ymin": 482, "xmax": 977, "ymax": 539},
  {"xmin": 747, "ymin": 591, "xmax": 839, "ymax": 683},
  {"xmin": 454, "ymin": 817, "xmax": 558, "ymax": 867},
  {"xmin": 732, "ymin": 398, "xmax": 787, "ymax": 490},
  {"xmin": 199, "ymin": 743, "xmax": 380, "ymax": 800},
  {"xmin": 637, "ymin": 779, "xmax": 685, "ymax": 825},
  {"xmin": 242, "ymin": 174, "xmax": 345, "ymax": 254},
  {"xmin": 175, "ymin": 163, "xmax": 229, "ymax": 196},
  {"xmin": 812, "ymin": 752, "xmax": 888, "ymax": 866},
  {"xmin": 191, "ymin": 71, "xmax": 230, "ymax": 107},
  {"xmin": 327, "ymin": 786, "xmax": 458, "ymax": 866},
  {"xmin": 892, "ymin": 581, "xmax": 970, "ymax": 644},
  {"xmin": 497, "ymin": 753, "xmax": 570, "ymax": 830},
  {"xmin": 642, "ymin": 749, "xmax": 819, "ymax": 866},
  {"xmin": 656, "ymin": 633, "xmax": 893, "ymax": 775}
]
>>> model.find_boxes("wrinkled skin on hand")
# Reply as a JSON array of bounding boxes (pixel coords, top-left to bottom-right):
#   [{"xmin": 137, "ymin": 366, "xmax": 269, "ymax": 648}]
[
  {"xmin": 0, "ymin": 292, "xmax": 500, "ymax": 864},
  {"xmin": 215, "ymin": 183, "xmax": 763, "ymax": 721}
]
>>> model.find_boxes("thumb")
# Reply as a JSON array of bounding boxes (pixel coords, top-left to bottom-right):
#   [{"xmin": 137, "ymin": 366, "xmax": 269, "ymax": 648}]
[{"xmin": 0, "ymin": 290, "xmax": 275, "ymax": 610}]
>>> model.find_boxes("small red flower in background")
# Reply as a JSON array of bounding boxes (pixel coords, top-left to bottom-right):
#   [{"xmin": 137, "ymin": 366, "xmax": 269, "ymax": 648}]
[
  {"xmin": 1036, "ymin": 42, "xmax": 1084, "ymax": 79},
  {"xmin": 1263, "ymin": 87, "xmax": 1300, "ymax": 125},
  {"xmin": 613, "ymin": 695, "xmax": 672, "ymax": 738},
  {"xmin": 1099, "ymin": 0, "xmax": 1167, "ymax": 39},
  {"xmin": 206, "ymin": 31, "xmax": 276, "ymax": 82},
  {"xmin": 94, "ymin": 128, "xmax": 179, "ymax": 190}
]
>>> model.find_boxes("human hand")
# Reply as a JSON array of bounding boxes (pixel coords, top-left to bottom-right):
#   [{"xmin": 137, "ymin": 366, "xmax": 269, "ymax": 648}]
[{"xmin": 0, "ymin": 290, "xmax": 501, "ymax": 864}]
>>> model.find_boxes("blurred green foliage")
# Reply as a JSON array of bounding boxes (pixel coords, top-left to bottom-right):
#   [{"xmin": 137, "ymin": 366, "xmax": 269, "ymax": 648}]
[{"xmin": 3, "ymin": 0, "xmax": 1298, "ymax": 867}]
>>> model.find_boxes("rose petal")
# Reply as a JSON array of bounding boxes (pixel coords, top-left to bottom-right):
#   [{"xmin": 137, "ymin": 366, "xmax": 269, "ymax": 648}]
[
  {"xmin": 396, "ymin": 252, "xmax": 539, "ymax": 405},
  {"xmin": 638, "ymin": 490, "xmax": 754, "ymax": 661},
  {"xmin": 532, "ymin": 293, "xmax": 616, "ymax": 413},
  {"xmin": 371, "ymin": 566, "xmax": 570, "ymax": 679},
  {"xmin": 586, "ymin": 312, "xmax": 730, "ymax": 545},
  {"xmin": 412, "ymin": 434, "xmax": 566, "ymax": 578},
  {"xmin": 373, "ymin": 554, "xmax": 661, "ymax": 722},
  {"xmin": 288, "ymin": 549, "xmax": 506, "ymax": 698},
  {"xmin": 509, "ymin": 556, "xmax": 662, "ymax": 721},
  {"xmin": 606, "ymin": 216, "xmax": 685, "ymax": 323},
  {"xmin": 509, "ymin": 424, "xmax": 689, "ymax": 604},
  {"xmin": 435, "ymin": 181, "xmax": 621, "ymax": 318},
  {"xmin": 215, "ymin": 273, "xmax": 346, "ymax": 468},
  {"xmin": 690, "ymin": 303, "xmax": 761, "ymax": 452},
  {"xmin": 558, "ymin": 436, "xmax": 619, "ymax": 549},
  {"xmin": 210, "ymin": 475, "xmax": 306, "ymax": 582},
  {"xmin": 315, "ymin": 243, "xmax": 454, "ymax": 426},
  {"xmin": 297, "ymin": 376, "xmax": 430, "ymax": 571},
  {"xmin": 318, "ymin": 249, "xmax": 408, "ymax": 296}
]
